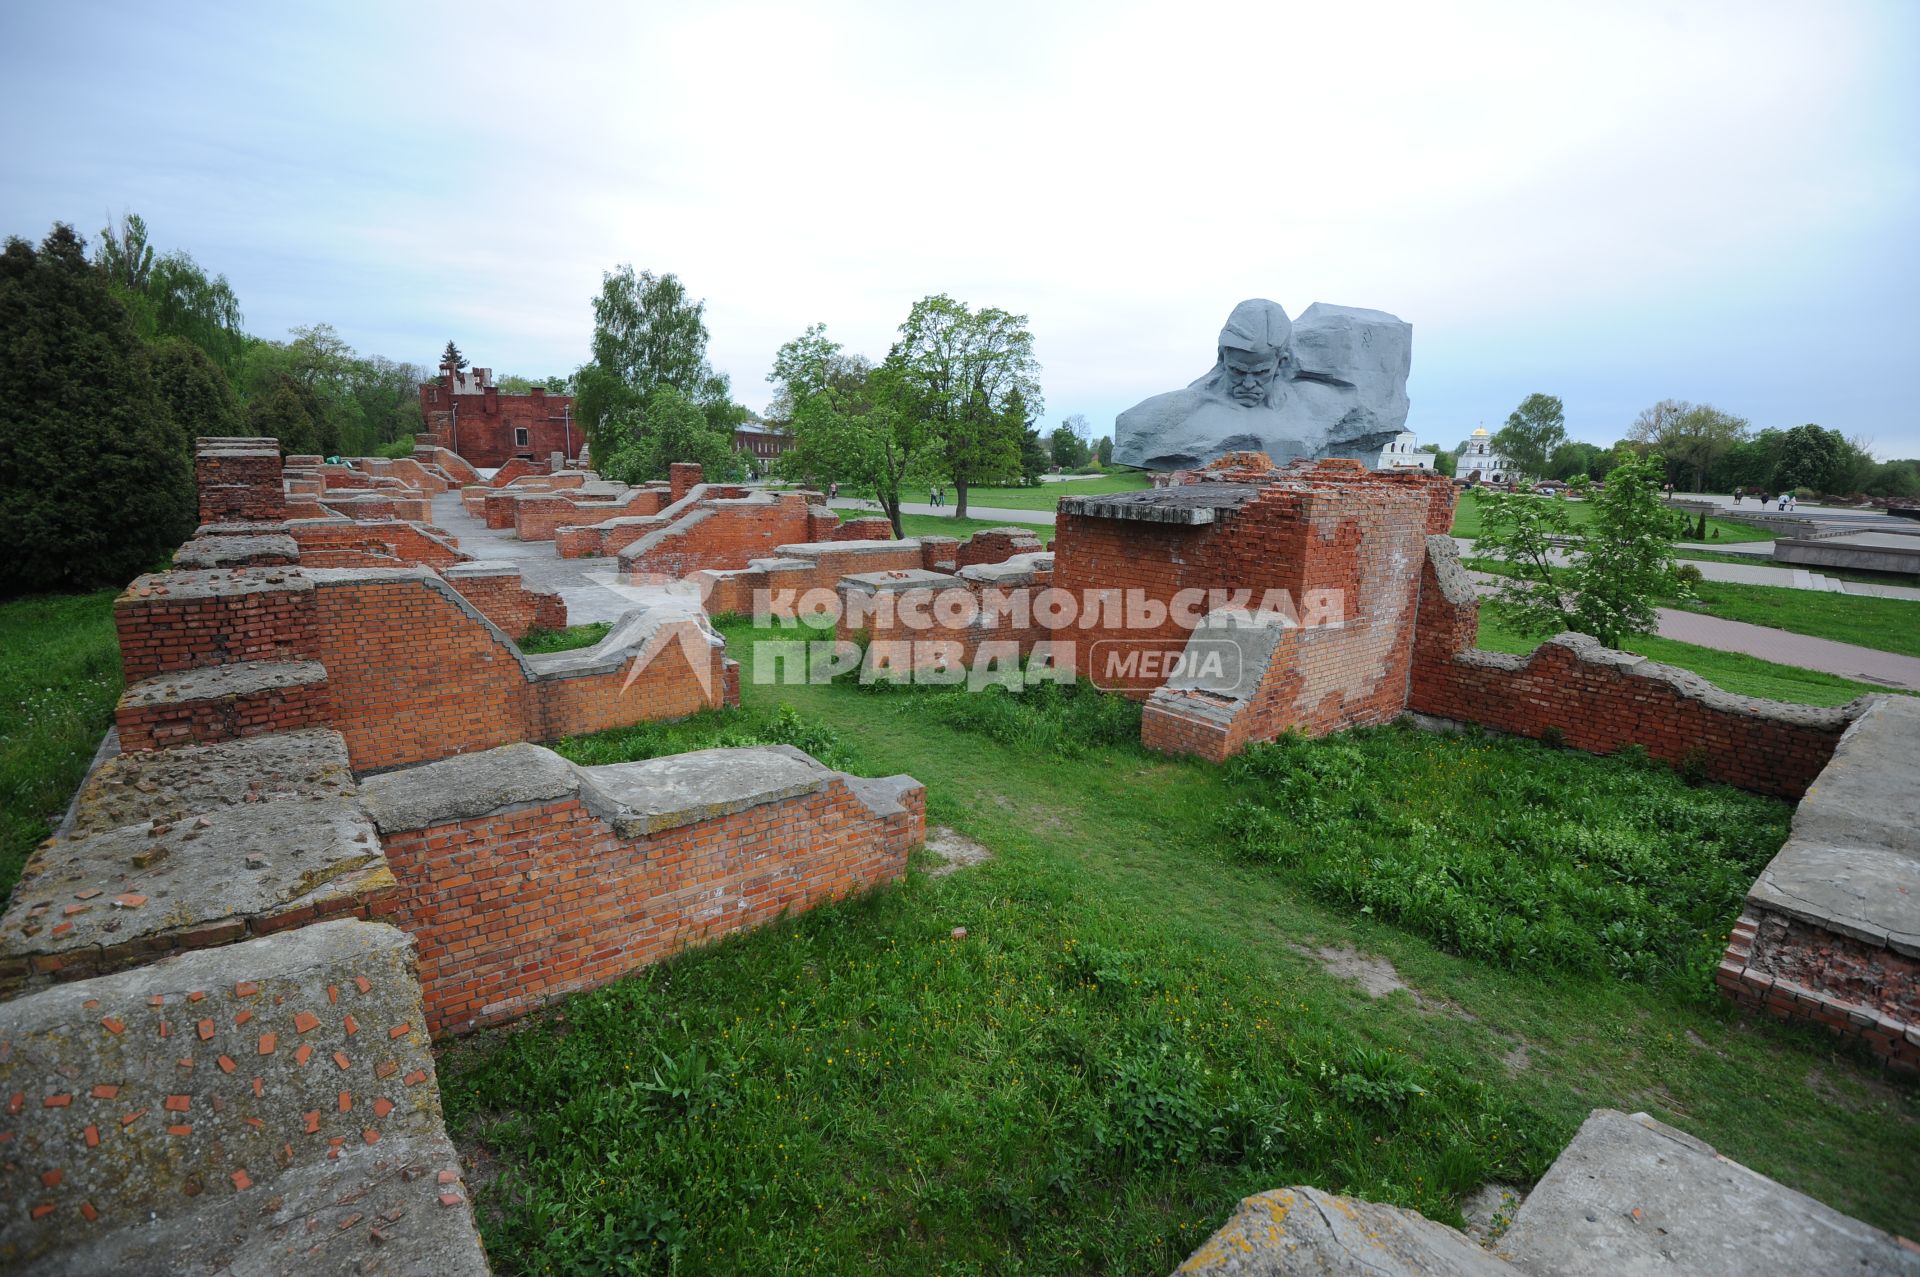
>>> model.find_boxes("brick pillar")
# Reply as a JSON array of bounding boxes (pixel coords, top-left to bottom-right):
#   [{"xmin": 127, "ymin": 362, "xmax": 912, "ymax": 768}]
[
  {"xmin": 669, "ymin": 462, "xmax": 703, "ymax": 502},
  {"xmin": 196, "ymin": 437, "xmax": 286, "ymax": 525}
]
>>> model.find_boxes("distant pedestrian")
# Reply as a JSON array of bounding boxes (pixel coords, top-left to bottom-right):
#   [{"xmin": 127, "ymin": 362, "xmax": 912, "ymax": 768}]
[
  {"xmin": 1778, "ymin": 493, "xmax": 1788, "ymax": 511},
  {"xmin": 829, "ymin": 481, "xmax": 838, "ymax": 501},
  {"xmin": 1786, "ymin": 492, "xmax": 1797, "ymax": 512},
  {"xmin": 1733, "ymin": 486, "xmax": 1743, "ymax": 504}
]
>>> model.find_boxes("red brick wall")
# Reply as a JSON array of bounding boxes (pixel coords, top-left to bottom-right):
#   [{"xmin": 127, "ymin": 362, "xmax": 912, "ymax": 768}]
[
  {"xmin": 320, "ymin": 495, "xmax": 435, "ymax": 523},
  {"xmin": 196, "ymin": 443, "xmax": 285, "ymax": 525},
  {"xmin": 622, "ymin": 495, "xmax": 823, "ymax": 579},
  {"xmin": 307, "ymin": 574, "xmax": 732, "ymax": 772},
  {"xmin": 114, "ymin": 573, "xmax": 317, "ymax": 682},
  {"xmin": 693, "ymin": 544, "xmax": 928, "ymax": 617},
  {"xmin": 830, "ymin": 518, "xmax": 895, "ymax": 541},
  {"xmin": 955, "ymin": 528, "xmax": 1043, "ymax": 567},
  {"xmin": 115, "ymin": 676, "xmax": 331, "ymax": 752},
  {"xmin": 1409, "ymin": 587, "xmax": 1848, "ymax": 802},
  {"xmin": 670, "ymin": 462, "xmax": 703, "ymax": 502},
  {"xmin": 444, "ymin": 569, "xmax": 568, "ymax": 641},
  {"xmin": 419, "ymin": 380, "xmax": 578, "ymax": 469},
  {"xmin": 287, "ymin": 521, "xmax": 467, "ymax": 570},
  {"xmin": 1718, "ymin": 909, "xmax": 1916, "ymax": 1071},
  {"xmin": 379, "ymin": 779, "xmax": 920, "ymax": 1036},
  {"xmin": 488, "ymin": 457, "xmax": 552, "ymax": 488}
]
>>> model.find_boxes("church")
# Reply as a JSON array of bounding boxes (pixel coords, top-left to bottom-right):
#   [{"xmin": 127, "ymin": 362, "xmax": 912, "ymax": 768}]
[{"xmin": 1454, "ymin": 426, "xmax": 1520, "ymax": 484}]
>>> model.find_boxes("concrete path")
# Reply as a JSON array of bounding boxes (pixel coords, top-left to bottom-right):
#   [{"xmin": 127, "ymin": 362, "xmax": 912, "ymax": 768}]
[
  {"xmin": 1465, "ymin": 570, "xmax": 1920, "ymax": 691},
  {"xmin": 431, "ymin": 492, "xmax": 671, "ymax": 625}
]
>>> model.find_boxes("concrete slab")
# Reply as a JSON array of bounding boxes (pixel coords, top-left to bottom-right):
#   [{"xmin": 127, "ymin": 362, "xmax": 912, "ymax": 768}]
[
  {"xmin": 119, "ymin": 660, "xmax": 328, "ymax": 708},
  {"xmin": 1747, "ymin": 696, "xmax": 1920, "ymax": 954},
  {"xmin": 0, "ymin": 920, "xmax": 489, "ymax": 1275},
  {"xmin": 62, "ymin": 729, "xmax": 354, "ymax": 840},
  {"xmin": 1499, "ymin": 1109, "xmax": 1920, "ymax": 1276},
  {"xmin": 583, "ymin": 744, "xmax": 834, "ymax": 835}
]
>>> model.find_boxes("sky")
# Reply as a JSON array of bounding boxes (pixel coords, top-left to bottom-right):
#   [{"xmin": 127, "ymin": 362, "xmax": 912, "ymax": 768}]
[{"xmin": 4, "ymin": 0, "xmax": 1917, "ymax": 456}]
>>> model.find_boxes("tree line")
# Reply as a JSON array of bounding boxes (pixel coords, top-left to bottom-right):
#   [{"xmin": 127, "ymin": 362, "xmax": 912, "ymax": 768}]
[{"xmin": 1467, "ymin": 392, "xmax": 1916, "ymax": 499}]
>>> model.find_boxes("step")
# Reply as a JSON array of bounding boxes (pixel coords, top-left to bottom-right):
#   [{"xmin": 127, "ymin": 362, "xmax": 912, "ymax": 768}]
[{"xmin": 115, "ymin": 661, "xmax": 329, "ymax": 751}]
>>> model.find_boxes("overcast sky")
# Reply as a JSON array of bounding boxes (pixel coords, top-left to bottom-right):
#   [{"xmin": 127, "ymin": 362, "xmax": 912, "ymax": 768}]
[{"xmin": 5, "ymin": 1, "xmax": 1916, "ymax": 456}]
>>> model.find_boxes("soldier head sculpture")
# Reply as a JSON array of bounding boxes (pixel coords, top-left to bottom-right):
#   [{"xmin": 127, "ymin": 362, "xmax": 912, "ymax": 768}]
[{"xmin": 1113, "ymin": 297, "xmax": 1412, "ymax": 471}]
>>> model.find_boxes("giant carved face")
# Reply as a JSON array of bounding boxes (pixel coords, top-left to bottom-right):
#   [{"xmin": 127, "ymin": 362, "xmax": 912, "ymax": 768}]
[{"xmin": 1221, "ymin": 346, "xmax": 1281, "ymax": 407}]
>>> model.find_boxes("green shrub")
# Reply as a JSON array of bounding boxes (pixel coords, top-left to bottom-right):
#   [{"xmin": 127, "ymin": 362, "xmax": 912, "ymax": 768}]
[{"xmin": 374, "ymin": 435, "xmax": 417, "ymax": 459}]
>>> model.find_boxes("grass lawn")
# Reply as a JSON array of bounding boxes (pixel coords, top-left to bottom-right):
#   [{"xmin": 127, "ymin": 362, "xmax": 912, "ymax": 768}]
[
  {"xmin": 1672, "ymin": 581, "xmax": 1920, "ymax": 659},
  {"xmin": 1473, "ymin": 611, "xmax": 1891, "ymax": 706},
  {"xmin": 908, "ymin": 470, "xmax": 1152, "ymax": 512},
  {"xmin": 1450, "ymin": 490, "xmax": 1774, "ymax": 544},
  {"xmin": 437, "ymin": 620, "xmax": 1919, "ymax": 1276},
  {"xmin": 0, "ymin": 590, "xmax": 123, "ymax": 902}
]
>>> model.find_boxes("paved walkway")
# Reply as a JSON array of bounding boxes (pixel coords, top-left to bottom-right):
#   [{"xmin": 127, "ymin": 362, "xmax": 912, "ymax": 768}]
[
  {"xmin": 1464, "ymin": 571, "xmax": 1919, "ymax": 691},
  {"xmin": 1454, "ymin": 537, "xmax": 1920, "ymax": 601},
  {"xmin": 431, "ymin": 492, "xmax": 671, "ymax": 625}
]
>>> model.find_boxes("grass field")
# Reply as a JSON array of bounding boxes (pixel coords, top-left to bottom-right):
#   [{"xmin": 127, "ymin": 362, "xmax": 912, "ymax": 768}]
[
  {"xmin": 841, "ymin": 509, "xmax": 1054, "ymax": 541},
  {"xmin": 0, "ymin": 590, "xmax": 123, "ymax": 900},
  {"xmin": 1449, "ymin": 490, "xmax": 1775, "ymax": 543},
  {"xmin": 436, "ymin": 619, "xmax": 1919, "ymax": 1276},
  {"xmin": 907, "ymin": 471, "xmax": 1152, "ymax": 512}
]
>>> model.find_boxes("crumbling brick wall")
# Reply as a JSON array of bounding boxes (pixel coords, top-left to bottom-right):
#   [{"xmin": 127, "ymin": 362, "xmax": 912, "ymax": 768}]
[
  {"xmin": 620, "ymin": 493, "xmax": 828, "ymax": 579},
  {"xmin": 1718, "ymin": 910, "xmax": 1916, "ymax": 1070},
  {"xmin": 114, "ymin": 570, "xmax": 319, "ymax": 683},
  {"xmin": 368, "ymin": 753, "xmax": 922, "ymax": 1036},
  {"xmin": 1408, "ymin": 541, "xmax": 1854, "ymax": 800},
  {"xmin": 955, "ymin": 526, "xmax": 1044, "ymax": 568},
  {"xmin": 442, "ymin": 566, "xmax": 568, "ymax": 640},
  {"xmin": 670, "ymin": 462, "xmax": 702, "ymax": 502},
  {"xmin": 196, "ymin": 438, "xmax": 286, "ymax": 524}
]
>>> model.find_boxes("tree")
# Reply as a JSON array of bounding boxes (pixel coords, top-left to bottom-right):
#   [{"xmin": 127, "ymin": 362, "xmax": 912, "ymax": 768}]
[
  {"xmin": 880, "ymin": 294, "xmax": 1042, "ymax": 517},
  {"xmin": 150, "ymin": 338, "xmax": 242, "ymax": 437},
  {"xmin": 96, "ymin": 212, "xmax": 246, "ymax": 376},
  {"xmin": 0, "ymin": 224, "xmax": 194, "ymax": 593},
  {"xmin": 1097, "ymin": 436, "xmax": 1113, "ymax": 466},
  {"xmin": 1420, "ymin": 444, "xmax": 1457, "ymax": 478},
  {"xmin": 597, "ymin": 384, "xmax": 744, "ymax": 486},
  {"xmin": 1491, "ymin": 393, "xmax": 1566, "ymax": 480},
  {"xmin": 441, "ymin": 340, "xmax": 467, "ymax": 371},
  {"xmin": 575, "ymin": 266, "xmax": 737, "ymax": 459},
  {"xmin": 1773, "ymin": 424, "xmax": 1845, "ymax": 494},
  {"xmin": 1626, "ymin": 400, "xmax": 1748, "ymax": 491},
  {"xmin": 1475, "ymin": 451, "xmax": 1691, "ymax": 649},
  {"xmin": 1050, "ymin": 415, "xmax": 1093, "ymax": 469},
  {"xmin": 246, "ymin": 377, "xmax": 322, "ymax": 455}
]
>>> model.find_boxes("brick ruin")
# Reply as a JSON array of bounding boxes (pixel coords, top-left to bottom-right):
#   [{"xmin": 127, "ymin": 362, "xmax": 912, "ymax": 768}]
[
  {"xmin": 0, "ymin": 439, "xmax": 929, "ymax": 1273},
  {"xmin": 2, "ymin": 431, "xmax": 1913, "ymax": 1271}
]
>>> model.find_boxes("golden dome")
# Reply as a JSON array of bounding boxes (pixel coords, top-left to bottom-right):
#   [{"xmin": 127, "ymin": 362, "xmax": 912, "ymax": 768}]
[{"xmin": 1471, "ymin": 427, "xmax": 1489, "ymax": 437}]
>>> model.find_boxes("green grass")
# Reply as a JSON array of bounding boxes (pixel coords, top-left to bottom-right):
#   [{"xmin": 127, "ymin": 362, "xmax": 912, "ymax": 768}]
[
  {"xmin": 518, "ymin": 622, "xmax": 612, "ymax": 654},
  {"xmin": 438, "ymin": 620, "xmax": 1919, "ymax": 1275},
  {"xmin": 1449, "ymin": 491, "xmax": 1774, "ymax": 543},
  {"xmin": 0, "ymin": 590, "xmax": 123, "ymax": 902},
  {"xmin": 1474, "ymin": 611, "xmax": 1890, "ymax": 706},
  {"xmin": 1671, "ymin": 581, "xmax": 1920, "ymax": 659},
  {"xmin": 913, "ymin": 471, "xmax": 1153, "ymax": 512},
  {"xmin": 1677, "ymin": 547, "xmax": 1920, "ymax": 586}
]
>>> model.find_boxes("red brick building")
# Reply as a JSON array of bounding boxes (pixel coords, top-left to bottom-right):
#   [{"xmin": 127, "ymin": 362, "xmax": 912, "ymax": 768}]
[
  {"xmin": 419, "ymin": 366, "xmax": 580, "ymax": 469},
  {"xmin": 734, "ymin": 420, "xmax": 793, "ymax": 472}
]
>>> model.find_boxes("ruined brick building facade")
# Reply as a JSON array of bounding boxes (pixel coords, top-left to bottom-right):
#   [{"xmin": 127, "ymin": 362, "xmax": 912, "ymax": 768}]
[{"xmin": 419, "ymin": 366, "xmax": 579, "ymax": 468}]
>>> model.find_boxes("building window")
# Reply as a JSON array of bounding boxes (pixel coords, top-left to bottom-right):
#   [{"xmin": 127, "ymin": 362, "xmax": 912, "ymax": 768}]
[{"xmin": 515, "ymin": 426, "xmax": 530, "ymax": 447}]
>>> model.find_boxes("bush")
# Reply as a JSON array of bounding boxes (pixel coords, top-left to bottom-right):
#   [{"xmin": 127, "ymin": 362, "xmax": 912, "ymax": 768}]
[
  {"xmin": 374, "ymin": 435, "xmax": 416, "ymax": 459},
  {"xmin": 1673, "ymin": 564, "xmax": 1704, "ymax": 587},
  {"xmin": 0, "ymin": 225, "xmax": 193, "ymax": 594}
]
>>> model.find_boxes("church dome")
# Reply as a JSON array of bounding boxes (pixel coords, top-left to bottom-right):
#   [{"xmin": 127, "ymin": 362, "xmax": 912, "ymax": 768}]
[{"xmin": 1471, "ymin": 427, "xmax": 1489, "ymax": 437}]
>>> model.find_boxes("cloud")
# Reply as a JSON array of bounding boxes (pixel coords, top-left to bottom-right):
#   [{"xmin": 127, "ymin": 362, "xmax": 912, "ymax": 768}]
[{"xmin": 4, "ymin": 0, "xmax": 1915, "ymax": 454}]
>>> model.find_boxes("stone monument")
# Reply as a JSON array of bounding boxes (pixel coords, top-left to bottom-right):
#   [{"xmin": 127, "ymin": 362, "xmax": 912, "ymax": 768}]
[{"xmin": 1112, "ymin": 299, "xmax": 1412, "ymax": 471}]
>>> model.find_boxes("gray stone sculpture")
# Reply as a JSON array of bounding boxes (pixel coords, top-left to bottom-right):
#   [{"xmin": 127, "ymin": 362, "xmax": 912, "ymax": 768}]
[{"xmin": 1112, "ymin": 299, "xmax": 1412, "ymax": 470}]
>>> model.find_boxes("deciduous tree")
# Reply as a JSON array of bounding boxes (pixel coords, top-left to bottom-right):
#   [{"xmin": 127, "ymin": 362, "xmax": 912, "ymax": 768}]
[
  {"xmin": 880, "ymin": 294, "xmax": 1041, "ymax": 517},
  {"xmin": 1491, "ymin": 393, "xmax": 1566, "ymax": 480},
  {"xmin": 1475, "ymin": 451, "xmax": 1690, "ymax": 649}
]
